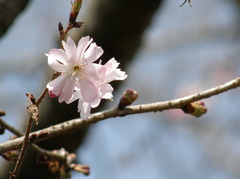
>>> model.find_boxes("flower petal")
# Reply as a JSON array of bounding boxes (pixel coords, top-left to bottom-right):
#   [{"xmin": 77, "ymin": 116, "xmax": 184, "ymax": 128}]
[
  {"xmin": 47, "ymin": 75, "xmax": 67, "ymax": 98},
  {"xmin": 58, "ymin": 76, "xmax": 77, "ymax": 103},
  {"xmin": 77, "ymin": 36, "xmax": 92, "ymax": 58},
  {"xmin": 85, "ymin": 63, "xmax": 102, "ymax": 81},
  {"xmin": 103, "ymin": 58, "xmax": 127, "ymax": 82},
  {"xmin": 99, "ymin": 84, "xmax": 113, "ymax": 99},
  {"xmin": 47, "ymin": 49, "xmax": 69, "ymax": 64},
  {"xmin": 62, "ymin": 37, "xmax": 77, "ymax": 63},
  {"xmin": 47, "ymin": 49, "xmax": 70, "ymax": 72},
  {"xmin": 48, "ymin": 57, "xmax": 70, "ymax": 73},
  {"xmin": 68, "ymin": 90, "xmax": 82, "ymax": 104},
  {"xmin": 106, "ymin": 69, "xmax": 127, "ymax": 82},
  {"xmin": 83, "ymin": 43, "xmax": 103, "ymax": 63},
  {"xmin": 79, "ymin": 79, "xmax": 98, "ymax": 103},
  {"xmin": 78, "ymin": 99, "xmax": 91, "ymax": 119},
  {"xmin": 90, "ymin": 97, "xmax": 101, "ymax": 108}
]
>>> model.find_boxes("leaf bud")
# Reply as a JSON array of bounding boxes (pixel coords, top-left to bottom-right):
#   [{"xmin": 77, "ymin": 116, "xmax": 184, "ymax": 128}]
[
  {"xmin": 118, "ymin": 89, "xmax": 138, "ymax": 109},
  {"xmin": 69, "ymin": 0, "xmax": 82, "ymax": 24}
]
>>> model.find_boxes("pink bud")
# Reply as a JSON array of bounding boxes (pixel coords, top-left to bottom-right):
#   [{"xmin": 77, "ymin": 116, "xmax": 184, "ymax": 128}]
[
  {"xmin": 181, "ymin": 101, "xmax": 207, "ymax": 118},
  {"xmin": 48, "ymin": 90, "xmax": 59, "ymax": 98},
  {"xmin": 71, "ymin": 164, "xmax": 90, "ymax": 175}
]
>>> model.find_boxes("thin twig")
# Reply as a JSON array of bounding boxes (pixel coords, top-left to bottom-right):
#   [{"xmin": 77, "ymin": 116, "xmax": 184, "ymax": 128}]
[
  {"xmin": 36, "ymin": 72, "xmax": 60, "ymax": 106},
  {"xmin": 9, "ymin": 93, "xmax": 39, "ymax": 178},
  {"xmin": 0, "ymin": 118, "xmax": 69, "ymax": 161},
  {"xmin": 0, "ymin": 118, "xmax": 22, "ymax": 136},
  {"xmin": 180, "ymin": 0, "xmax": 192, "ymax": 7},
  {"xmin": 9, "ymin": 117, "xmax": 34, "ymax": 179},
  {"xmin": 1, "ymin": 77, "xmax": 240, "ymax": 153}
]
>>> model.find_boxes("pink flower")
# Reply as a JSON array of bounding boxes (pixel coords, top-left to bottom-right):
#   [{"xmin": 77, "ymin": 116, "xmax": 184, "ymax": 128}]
[
  {"xmin": 70, "ymin": 58, "xmax": 127, "ymax": 119},
  {"xmin": 46, "ymin": 36, "xmax": 127, "ymax": 119}
]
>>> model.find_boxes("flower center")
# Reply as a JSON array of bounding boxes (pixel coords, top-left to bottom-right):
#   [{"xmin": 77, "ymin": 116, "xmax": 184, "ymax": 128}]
[{"xmin": 67, "ymin": 63, "xmax": 87, "ymax": 81}]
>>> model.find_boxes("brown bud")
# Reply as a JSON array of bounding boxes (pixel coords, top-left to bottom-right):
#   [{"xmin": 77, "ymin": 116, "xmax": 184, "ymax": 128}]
[
  {"xmin": 58, "ymin": 22, "xmax": 64, "ymax": 32},
  {"xmin": 0, "ymin": 110, "xmax": 6, "ymax": 116},
  {"xmin": 26, "ymin": 93, "xmax": 36, "ymax": 105},
  {"xmin": 48, "ymin": 161, "xmax": 60, "ymax": 174},
  {"xmin": 69, "ymin": 0, "xmax": 82, "ymax": 24},
  {"xmin": 118, "ymin": 89, "xmax": 138, "ymax": 109}
]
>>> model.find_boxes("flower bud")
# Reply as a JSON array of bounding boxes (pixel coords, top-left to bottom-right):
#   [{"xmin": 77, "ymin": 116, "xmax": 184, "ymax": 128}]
[
  {"xmin": 48, "ymin": 90, "xmax": 59, "ymax": 98},
  {"xmin": 58, "ymin": 22, "xmax": 64, "ymax": 33},
  {"xmin": 181, "ymin": 101, "xmax": 207, "ymax": 117},
  {"xmin": 0, "ymin": 110, "xmax": 6, "ymax": 116},
  {"xmin": 118, "ymin": 89, "xmax": 138, "ymax": 109},
  {"xmin": 70, "ymin": 164, "xmax": 90, "ymax": 176},
  {"xmin": 69, "ymin": 0, "xmax": 82, "ymax": 24},
  {"xmin": 1, "ymin": 150, "xmax": 20, "ymax": 162}
]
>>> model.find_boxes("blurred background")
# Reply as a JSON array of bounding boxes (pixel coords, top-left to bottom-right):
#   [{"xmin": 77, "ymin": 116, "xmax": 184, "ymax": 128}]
[{"xmin": 0, "ymin": 0, "xmax": 240, "ymax": 178}]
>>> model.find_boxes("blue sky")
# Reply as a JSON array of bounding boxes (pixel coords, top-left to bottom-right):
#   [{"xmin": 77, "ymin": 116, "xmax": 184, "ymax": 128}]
[{"xmin": 0, "ymin": 0, "xmax": 240, "ymax": 178}]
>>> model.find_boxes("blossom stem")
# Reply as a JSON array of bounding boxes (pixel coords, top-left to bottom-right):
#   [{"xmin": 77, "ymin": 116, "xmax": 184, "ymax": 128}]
[
  {"xmin": 36, "ymin": 72, "xmax": 60, "ymax": 106},
  {"xmin": 59, "ymin": 25, "xmax": 74, "ymax": 48}
]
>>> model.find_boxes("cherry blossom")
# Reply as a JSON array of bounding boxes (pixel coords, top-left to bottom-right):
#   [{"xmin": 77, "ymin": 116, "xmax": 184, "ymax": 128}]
[{"xmin": 46, "ymin": 36, "xmax": 127, "ymax": 119}]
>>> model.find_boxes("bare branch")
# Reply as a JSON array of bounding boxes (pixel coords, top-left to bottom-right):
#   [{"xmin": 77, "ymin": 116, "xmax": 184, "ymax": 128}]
[
  {"xmin": 9, "ymin": 93, "xmax": 39, "ymax": 178},
  {"xmin": 180, "ymin": 0, "xmax": 192, "ymax": 7},
  {"xmin": 0, "ymin": 77, "xmax": 239, "ymax": 153},
  {"xmin": 0, "ymin": 118, "xmax": 73, "ymax": 161}
]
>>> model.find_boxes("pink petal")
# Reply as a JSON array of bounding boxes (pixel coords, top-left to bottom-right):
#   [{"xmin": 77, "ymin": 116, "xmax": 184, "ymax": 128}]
[
  {"xmin": 105, "ymin": 58, "xmax": 120, "ymax": 69},
  {"xmin": 48, "ymin": 90, "xmax": 59, "ymax": 98},
  {"xmin": 103, "ymin": 58, "xmax": 127, "ymax": 82},
  {"xmin": 47, "ymin": 75, "xmax": 67, "ymax": 98},
  {"xmin": 47, "ymin": 49, "xmax": 69, "ymax": 63},
  {"xmin": 77, "ymin": 36, "xmax": 92, "ymax": 59},
  {"xmin": 68, "ymin": 90, "xmax": 82, "ymax": 104},
  {"xmin": 99, "ymin": 84, "xmax": 113, "ymax": 99},
  {"xmin": 83, "ymin": 43, "xmax": 103, "ymax": 63},
  {"xmin": 85, "ymin": 63, "xmax": 102, "ymax": 80},
  {"xmin": 106, "ymin": 69, "xmax": 127, "ymax": 82},
  {"xmin": 90, "ymin": 97, "xmax": 101, "ymax": 108},
  {"xmin": 58, "ymin": 76, "xmax": 77, "ymax": 103},
  {"xmin": 48, "ymin": 57, "xmax": 70, "ymax": 72},
  {"xmin": 79, "ymin": 79, "xmax": 98, "ymax": 103},
  {"xmin": 47, "ymin": 49, "xmax": 70, "ymax": 72},
  {"xmin": 78, "ymin": 99, "xmax": 91, "ymax": 119},
  {"xmin": 62, "ymin": 37, "xmax": 77, "ymax": 63}
]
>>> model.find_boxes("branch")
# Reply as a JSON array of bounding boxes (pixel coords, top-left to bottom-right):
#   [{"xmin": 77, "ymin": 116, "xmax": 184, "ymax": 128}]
[
  {"xmin": 0, "ymin": 77, "xmax": 239, "ymax": 153},
  {"xmin": 9, "ymin": 93, "xmax": 39, "ymax": 178},
  {"xmin": 0, "ymin": 118, "xmax": 70, "ymax": 161}
]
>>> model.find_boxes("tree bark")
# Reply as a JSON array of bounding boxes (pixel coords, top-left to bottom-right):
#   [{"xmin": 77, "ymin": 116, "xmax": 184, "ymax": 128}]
[
  {"xmin": 0, "ymin": 0, "xmax": 31, "ymax": 38},
  {"xmin": 3, "ymin": 0, "xmax": 163, "ymax": 178}
]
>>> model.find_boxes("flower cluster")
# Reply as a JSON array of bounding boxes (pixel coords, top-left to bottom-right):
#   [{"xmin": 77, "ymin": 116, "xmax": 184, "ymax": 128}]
[{"xmin": 46, "ymin": 36, "xmax": 127, "ymax": 119}]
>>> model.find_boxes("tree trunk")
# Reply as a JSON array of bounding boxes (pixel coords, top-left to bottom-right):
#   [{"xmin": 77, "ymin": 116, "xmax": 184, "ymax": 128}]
[
  {"xmin": 3, "ymin": 0, "xmax": 163, "ymax": 178},
  {"xmin": 0, "ymin": 0, "xmax": 31, "ymax": 38}
]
